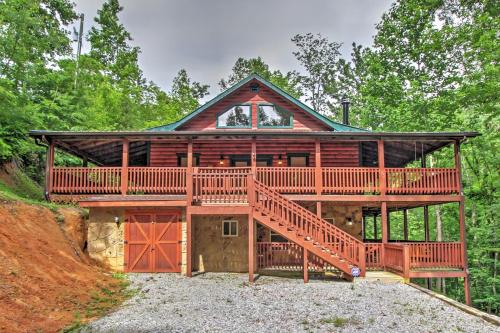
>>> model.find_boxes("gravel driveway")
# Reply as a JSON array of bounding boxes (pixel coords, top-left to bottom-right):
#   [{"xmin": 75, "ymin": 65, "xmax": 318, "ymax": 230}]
[{"xmin": 84, "ymin": 273, "xmax": 497, "ymax": 333}]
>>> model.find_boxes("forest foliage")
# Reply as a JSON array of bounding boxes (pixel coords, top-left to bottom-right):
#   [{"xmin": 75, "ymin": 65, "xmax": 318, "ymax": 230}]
[{"xmin": 0, "ymin": 0, "xmax": 497, "ymax": 312}]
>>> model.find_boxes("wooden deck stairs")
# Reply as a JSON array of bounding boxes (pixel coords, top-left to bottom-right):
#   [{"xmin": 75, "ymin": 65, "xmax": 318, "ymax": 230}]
[{"xmin": 251, "ymin": 180, "xmax": 364, "ymax": 280}]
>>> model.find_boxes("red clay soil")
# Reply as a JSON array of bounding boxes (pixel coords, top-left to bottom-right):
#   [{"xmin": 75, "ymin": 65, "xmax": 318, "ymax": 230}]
[{"xmin": 0, "ymin": 200, "xmax": 118, "ymax": 333}]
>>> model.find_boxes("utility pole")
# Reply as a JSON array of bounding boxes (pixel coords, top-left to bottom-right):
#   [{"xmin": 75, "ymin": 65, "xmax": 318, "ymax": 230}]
[{"xmin": 74, "ymin": 13, "xmax": 84, "ymax": 89}]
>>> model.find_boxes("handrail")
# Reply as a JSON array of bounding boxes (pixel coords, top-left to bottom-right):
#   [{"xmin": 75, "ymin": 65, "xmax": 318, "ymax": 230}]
[{"xmin": 253, "ymin": 179, "xmax": 364, "ymax": 267}]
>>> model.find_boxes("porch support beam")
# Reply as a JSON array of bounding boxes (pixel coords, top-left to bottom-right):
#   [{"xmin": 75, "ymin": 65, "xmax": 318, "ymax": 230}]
[
  {"xmin": 45, "ymin": 140, "xmax": 55, "ymax": 199},
  {"xmin": 373, "ymin": 214, "xmax": 378, "ymax": 241},
  {"xmin": 186, "ymin": 140, "xmax": 193, "ymax": 204},
  {"xmin": 381, "ymin": 202, "xmax": 388, "ymax": 243},
  {"xmin": 315, "ymin": 139, "xmax": 322, "ymax": 219},
  {"xmin": 186, "ymin": 208, "xmax": 192, "ymax": 277},
  {"xmin": 455, "ymin": 140, "xmax": 471, "ymax": 305},
  {"xmin": 403, "ymin": 209, "xmax": 409, "ymax": 241},
  {"xmin": 378, "ymin": 140, "xmax": 386, "ymax": 195},
  {"xmin": 251, "ymin": 138, "xmax": 256, "ymax": 176},
  {"xmin": 303, "ymin": 248, "xmax": 309, "ymax": 283},
  {"xmin": 120, "ymin": 139, "xmax": 129, "ymax": 196},
  {"xmin": 248, "ymin": 211, "xmax": 255, "ymax": 283}
]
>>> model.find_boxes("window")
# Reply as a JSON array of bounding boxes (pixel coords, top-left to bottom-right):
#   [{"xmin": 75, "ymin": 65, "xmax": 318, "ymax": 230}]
[
  {"xmin": 256, "ymin": 155, "xmax": 273, "ymax": 167},
  {"xmin": 257, "ymin": 104, "xmax": 293, "ymax": 128},
  {"xmin": 230, "ymin": 155, "xmax": 250, "ymax": 167},
  {"xmin": 217, "ymin": 105, "xmax": 251, "ymax": 128},
  {"xmin": 222, "ymin": 220, "xmax": 238, "ymax": 237},
  {"xmin": 177, "ymin": 153, "xmax": 200, "ymax": 167},
  {"xmin": 287, "ymin": 153, "xmax": 309, "ymax": 167}
]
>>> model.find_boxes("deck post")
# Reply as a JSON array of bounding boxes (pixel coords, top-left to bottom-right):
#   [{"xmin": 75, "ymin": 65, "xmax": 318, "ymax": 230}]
[
  {"xmin": 377, "ymin": 140, "xmax": 386, "ymax": 195},
  {"xmin": 120, "ymin": 139, "xmax": 129, "ymax": 195},
  {"xmin": 403, "ymin": 244, "xmax": 410, "ymax": 283},
  {"xmin": 186, "ymin": 208, "xmax": 192, "ymax": 277},
  {"xmin": 251, "ymin": 138, "xmax": 256, "ymax": 176},
  {"xmin": 456, "ymin": 141, "xmax": 471, "ymax": 305},
  {"xmin": 381, "ymin": 202, "xmax": 388, "ymax": 243},
  {"xmin": 315, "ymin": 139, "xmax": 322, "ymax": 219},
  {"xmin": 248, "ymin": 211, "xmax": 255, "ymax": 282},
  {"xmin": 45, "ymin": 140, "xmax": 55, "ymax": 199},
  {"xmin": 359, "ymin": 243, "xmax": 366, "ymax": 277},
  {"xmin": 315, "ymin": 139, "xmax": 322, "ymax": 194},
  {"xmin": 303, "ymin": 248, "xmax": 309, "ymax": 283},
  {"xmin": 381, "ymin": 202, "xmax": 388, "ymax": 268},
  {"xmin": 186, "ymin": 140, "xmax": 193, "ymax": 204},
  {"xmin": 373, "ymin": 214, "xmax": 377, "ymax": 240},
  {"xmin": 421, "ymin": 150, "xmax": 431, "ymax": 289}
]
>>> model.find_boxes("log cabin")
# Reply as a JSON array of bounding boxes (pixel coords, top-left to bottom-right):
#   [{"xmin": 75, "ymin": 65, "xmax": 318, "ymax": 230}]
[{"xmin": 30, "ymin": 74, "xmax": 478, "ymax": 304}]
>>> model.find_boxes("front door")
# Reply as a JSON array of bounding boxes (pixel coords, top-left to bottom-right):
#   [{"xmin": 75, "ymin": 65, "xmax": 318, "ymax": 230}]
[{"xmin": 125, "ymin": 210, "xmax": 181, "ymax": 273}]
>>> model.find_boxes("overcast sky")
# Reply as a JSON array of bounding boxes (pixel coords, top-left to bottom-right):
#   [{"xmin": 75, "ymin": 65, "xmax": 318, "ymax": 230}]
[{"xmin": 73, "ymin": 0, "xmax": 393, "ymax": 95}]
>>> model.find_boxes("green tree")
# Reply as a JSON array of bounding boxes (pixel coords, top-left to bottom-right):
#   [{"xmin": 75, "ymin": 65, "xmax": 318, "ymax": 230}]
[{"xmin": 219, "ymin": 57, "xmax": 302, "ymax": 99}]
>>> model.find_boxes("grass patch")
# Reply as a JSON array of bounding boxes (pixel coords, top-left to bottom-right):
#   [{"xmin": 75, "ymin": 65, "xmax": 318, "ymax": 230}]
[
  {"xmin": 320, "ymin": 316, "xmax": 359, "ymax": 328},
  {"xmin": 0, "ymin": 180, "xmax": 68, "ymax": 211},
  {"xmin": 62, "ymin": 274, "xmax": 137, "ymax": 332}
]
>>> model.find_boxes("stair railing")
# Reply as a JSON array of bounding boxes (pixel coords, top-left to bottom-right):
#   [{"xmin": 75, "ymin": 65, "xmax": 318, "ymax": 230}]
[{"xmin": 253, "ymin": 179, "xmax": 365, "ymax": 268}]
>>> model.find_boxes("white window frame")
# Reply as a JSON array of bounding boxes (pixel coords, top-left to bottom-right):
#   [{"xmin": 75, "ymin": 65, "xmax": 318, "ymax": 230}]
[{"xmin": 222, "ymin": 220, "xmax": 238, "ymax": 237}]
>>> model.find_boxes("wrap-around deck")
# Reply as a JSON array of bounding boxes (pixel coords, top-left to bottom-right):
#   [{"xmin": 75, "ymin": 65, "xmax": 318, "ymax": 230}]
[{"xmin": 50, "ymin": 166, "xmax": 460, "ymax": 197}]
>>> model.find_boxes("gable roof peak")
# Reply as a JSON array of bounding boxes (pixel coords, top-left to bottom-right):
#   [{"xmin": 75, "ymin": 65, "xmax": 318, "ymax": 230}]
[{"xmin": 148, "ymin": 74, "xmax": 368, "ymax": 132}]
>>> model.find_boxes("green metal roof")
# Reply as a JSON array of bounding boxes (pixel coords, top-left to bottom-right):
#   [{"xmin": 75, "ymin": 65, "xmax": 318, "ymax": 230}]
[{"xmin": 148, "ymin": 74, "xmax": 368, "ymax": 132}]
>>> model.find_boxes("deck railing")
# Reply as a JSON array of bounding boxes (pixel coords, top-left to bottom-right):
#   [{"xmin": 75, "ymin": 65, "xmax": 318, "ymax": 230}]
[
  {"xmin": 50, "ymin": 166, "xmax": 460, "ymax": 196},
  {"xmin": 386, "ymin": 168, "xmax": 459, "ymax": 194},
  {"xmin": 52, "ymin": 167, "xmax": 121, "ymax": 194},
  {"xmin": 407, "ymin": 242, "xmax": 464, "ymax": 269},
  {"xmin": 322, "ymin": 167, "xmax": 380, "ymax": 194},
  {"xmin": 192, "ymin": 169, "xmax": 249, "ymax": 204},
  {"xmin": 365, "ymin": 243, "xmax": 384, "ymax": 270},
  {"xmin": 257, "ymin": 241, "xmax": 465, "ymax": 274},
  {"xmin": 257, "ymin": 242, "xmax": 334, "ymax": 272},
  {"xmin": 256, "ymin": 167, "xmax": 316, "ymax": 193},
  {"xmin": 127, "ymin": 167, "xmax": 186, "ymax": 194}
]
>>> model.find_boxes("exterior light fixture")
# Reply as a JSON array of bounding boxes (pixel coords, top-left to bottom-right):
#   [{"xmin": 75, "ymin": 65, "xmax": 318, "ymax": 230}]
[
  {"xmin": 278, "ymin": 154, "xmax": 283, "ymax": 165},
  {"xmin": 346, "ymin": 218, "xmax": 353, "ymax": 226},
  {"xmin": 114, "ymin": 216, "xmax": 121, "ymax": 227},
  {"xmin": 219, "ymin": 155, "xmax": 224, "ymax": 165}
]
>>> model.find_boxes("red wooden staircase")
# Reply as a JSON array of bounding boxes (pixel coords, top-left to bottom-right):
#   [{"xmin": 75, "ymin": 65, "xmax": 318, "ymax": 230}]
[
  {"xmin": 190, "ymin": 170, "xmax": 366, "ymax": 280},
  {"xmin": 250, "ymin": 179, "xmax": 365, "ymax": 279}
]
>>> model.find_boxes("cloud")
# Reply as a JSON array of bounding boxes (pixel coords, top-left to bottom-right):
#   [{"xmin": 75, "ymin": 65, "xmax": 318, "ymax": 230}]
[{"xmin": 73, "ymin": 0, "xmax": 393, "ymax": 95}]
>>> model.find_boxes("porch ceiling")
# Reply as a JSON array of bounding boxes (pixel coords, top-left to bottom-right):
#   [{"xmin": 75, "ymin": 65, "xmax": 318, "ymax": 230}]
[{"xmin": 30, "ymin": 130, "xmax": 479, "ymax": 167}]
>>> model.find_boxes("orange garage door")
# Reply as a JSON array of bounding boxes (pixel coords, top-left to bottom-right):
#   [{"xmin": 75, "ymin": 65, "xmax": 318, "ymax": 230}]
[{"xmin": 124, "ymin": 210, "xmax": 181, "ymax": 273}]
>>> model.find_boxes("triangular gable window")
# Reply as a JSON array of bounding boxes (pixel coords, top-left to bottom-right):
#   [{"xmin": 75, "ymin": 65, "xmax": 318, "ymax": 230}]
[
  {"xmin": 216, "ymin": 104, "xmax": 251, "ymax": 128},
  {"xmin": 257, "ymin": 104, "xmax": 293, "ymax": 128}
]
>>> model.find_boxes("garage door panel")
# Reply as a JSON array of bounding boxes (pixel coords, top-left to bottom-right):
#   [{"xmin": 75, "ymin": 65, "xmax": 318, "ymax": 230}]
[
  {"xmin": 155, "ymin": 243, "xmax": 179, "ymax": 272},
  {"xmin": 125, "ymin": 211, "xmax": 181, "ymax": 273}
]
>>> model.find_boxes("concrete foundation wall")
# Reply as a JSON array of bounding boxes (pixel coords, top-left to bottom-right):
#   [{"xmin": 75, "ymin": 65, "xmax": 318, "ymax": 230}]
[{"xmin": 192, "ymin": 215, "xmax": 249, "ymax": 273}]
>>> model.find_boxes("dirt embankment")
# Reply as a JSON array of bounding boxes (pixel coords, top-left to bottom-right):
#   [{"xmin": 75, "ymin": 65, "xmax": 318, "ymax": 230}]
[{"xmin": 0, "ymin": 200, "xmax": 119, "ymax": 333}]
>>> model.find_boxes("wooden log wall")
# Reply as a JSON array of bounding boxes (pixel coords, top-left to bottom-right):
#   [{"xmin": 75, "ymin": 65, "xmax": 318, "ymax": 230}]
[
  {"xmin": 149, "ymin": 140, "xmax": 360, "ymax": 167},
  {"xmin": 177, "ymin": 80, "xmax": 331, "ymax": 131}
]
